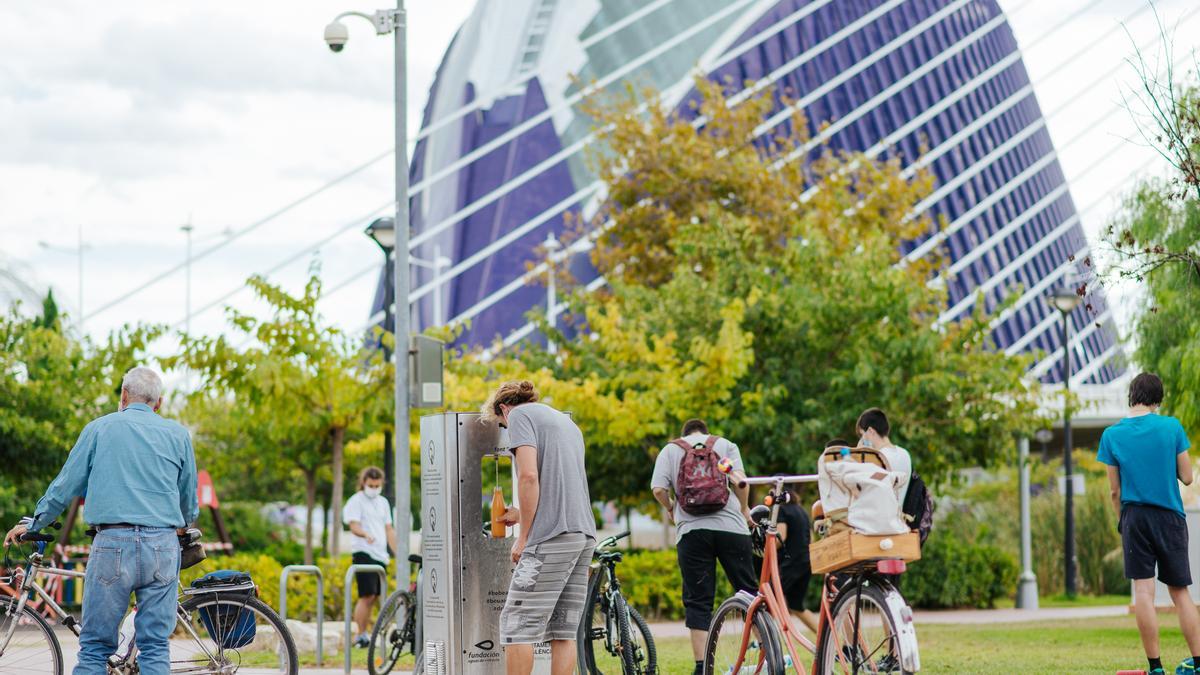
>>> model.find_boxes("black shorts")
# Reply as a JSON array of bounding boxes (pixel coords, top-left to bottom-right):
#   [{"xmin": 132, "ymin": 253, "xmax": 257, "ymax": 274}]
[
  {"xmin": 352, "ymin": 552, "xmax": 387, "ymax": 597},
  {"xmin": 782, "ymin": 568, "xmax": 812, "ymax": 612},
  {"xmin": 1121, "ymin": 503, "xmax": 1191, "ymax": 587},
  {"xmin": 677, "ymin": 529, "xmax": 758, "ymax": 630}
]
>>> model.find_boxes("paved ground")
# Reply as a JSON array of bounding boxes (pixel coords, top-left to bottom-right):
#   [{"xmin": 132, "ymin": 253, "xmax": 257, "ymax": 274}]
[{"xmin": 49, "ymin": 605, "xmax": 1130, "ymax": 673}]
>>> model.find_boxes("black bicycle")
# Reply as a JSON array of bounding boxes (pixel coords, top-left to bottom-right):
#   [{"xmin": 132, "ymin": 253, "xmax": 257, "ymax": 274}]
[
  {"xmin": 577, "ymin": 532, "xmax": 656, "ymax": 675},
  {"xmin": 367, "ymin": 554, "xmax": 423, "ymax": 675}
]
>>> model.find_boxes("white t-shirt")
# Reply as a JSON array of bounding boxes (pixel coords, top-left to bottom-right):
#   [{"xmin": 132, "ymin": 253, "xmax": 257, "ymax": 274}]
[
  {"xmin": 879, "ymin": 444, "xmax": 912, "ymax": 503},
  {"xmin": 343, "ymin": 491, "xmax": 392, "ymax": 563}
]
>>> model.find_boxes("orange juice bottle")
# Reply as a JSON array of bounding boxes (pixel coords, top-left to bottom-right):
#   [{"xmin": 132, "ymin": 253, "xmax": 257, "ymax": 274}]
[{"xmin": 491, "ymin": 486, "xmax": 507, "ymax": 538}]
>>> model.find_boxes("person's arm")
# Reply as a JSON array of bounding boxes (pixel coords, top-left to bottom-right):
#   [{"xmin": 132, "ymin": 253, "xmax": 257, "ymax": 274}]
[
  {"xmin": 652, "ymin": 487, "xmax": 675, "ymax": 525},
  {"xmin": 32, "ymin": 424, "xmax": 97, "ymax": 531},
  {"xmin": 179, "ymin": 431, "xmax": 200, "ymax": 526},
  {"xmin": 1177, "ymin": 421, "xmax": 1194, "ymax": 485},
  {"xmin": 348, "ymin": 520, "xmax": 375, "ymax": 543},
  {"xmin": 385, "ymin": 524, "xmax": 397, "ymax": 554},
  {"xmin": 776, "ymin": 520, "xmax": 788, "ymax": 542},
  {"xmin": 512, "ymin": 444, "xmax": 539, "ymax": 562},
  {"xmin": 1106, "ymin": 465, "xmax": 1121, "ymax": 515},
  {"xmin": 724, "ymin": 441, "xmax": 752, "ymax": 522}
]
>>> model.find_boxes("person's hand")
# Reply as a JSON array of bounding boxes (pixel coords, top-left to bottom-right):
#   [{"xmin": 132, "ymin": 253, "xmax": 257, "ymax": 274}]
[
  {"xmin": 4, "ymin": 523, "xmax": 29, "ymax": 546},
  {"xmin": 742, "ymin": 507, "xmax": 754, "ymax": 526},
  {"xmin": 501, "ymin": 506, "xmax": 521, "ymax": 525},
  {"xmin": 365, "ymin": 535, "xmax": 376, "ymax": 544},
  {"xmin": 511, "ymin": 536, "xmax": 527, "ymax": 563}
]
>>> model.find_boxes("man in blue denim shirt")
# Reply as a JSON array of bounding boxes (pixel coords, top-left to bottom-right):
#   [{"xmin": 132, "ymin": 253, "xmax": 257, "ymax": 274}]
[{"xmin": 5, "ymin": 367, "xmax": 198, "ymax": 675}]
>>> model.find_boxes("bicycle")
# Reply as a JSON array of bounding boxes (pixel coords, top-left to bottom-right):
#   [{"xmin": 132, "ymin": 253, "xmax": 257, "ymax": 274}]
[
  {"xmin": 368, "ymin": 553, "xmax": 424, "ymax": 675},
  {"xmin": 704, "ymin": 471, "xmax": 919, "ymax": 674},
  {"xmin": 0, "ymin": 526, "xmax": 299, "ymax": 675},
  {"xmin": 577, "ymin": 531, "xmax": 656, "ymax": 675}
]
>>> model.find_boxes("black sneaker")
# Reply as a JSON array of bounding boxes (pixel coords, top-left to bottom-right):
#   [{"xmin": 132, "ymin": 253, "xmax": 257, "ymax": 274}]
[
  {"xmin": 354, "ymin": 634, "xmax": 371, "ymax": 649},
  {"xmin": 876, "ymin": 654, "xmax": 900, "ymax": 672}
]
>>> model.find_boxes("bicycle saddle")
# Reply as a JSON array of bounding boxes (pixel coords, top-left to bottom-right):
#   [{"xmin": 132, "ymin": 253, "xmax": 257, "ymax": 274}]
[{"xmin": 408, "ymin": 554, "xmax": 423, "ymax": 565}]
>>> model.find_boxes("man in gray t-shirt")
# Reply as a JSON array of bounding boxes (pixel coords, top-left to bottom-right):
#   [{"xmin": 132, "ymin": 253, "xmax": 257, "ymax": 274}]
[
  {"xmin": 483, "ymin": 381, "xmax": 596, "ymax": 675},
  {"xmin": 652, "ymin": 418, "xmax": 757, "ymax": 673}
]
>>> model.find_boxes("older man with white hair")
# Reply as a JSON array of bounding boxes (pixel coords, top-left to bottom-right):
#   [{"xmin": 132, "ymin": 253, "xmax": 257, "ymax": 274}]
[{"xmin": 5, "ymin": 366, "xmax": 198, "ymax": 675}]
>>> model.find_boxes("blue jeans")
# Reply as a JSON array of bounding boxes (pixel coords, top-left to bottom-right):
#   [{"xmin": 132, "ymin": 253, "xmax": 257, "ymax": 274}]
[{"xmin": 76, "ymin": 526, "xmax": 179, "ymax": 675}]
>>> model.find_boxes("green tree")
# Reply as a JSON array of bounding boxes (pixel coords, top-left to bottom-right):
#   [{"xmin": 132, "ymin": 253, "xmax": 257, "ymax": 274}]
[
  {"xmin": 438, "ymin": 79, "xmax": 1040, "ymax": 513},
  {"xmin": 170, "ymin": 273, "xmax": 391, "ymax": 561},
  {"xmin": 1105, "ymin": 34, "xmax": 1200, "ymax": 436},
  {"xmin": 0, "ymin": 294, "xmax": 160, "ymax": 524}
]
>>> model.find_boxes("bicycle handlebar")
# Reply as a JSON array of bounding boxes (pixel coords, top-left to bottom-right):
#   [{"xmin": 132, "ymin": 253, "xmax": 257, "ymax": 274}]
[
  {"xmin": 19, "ymin": 532, "xmax": 55, "ymax": 543},
  {"xmin": 599, "ymin": 531, "xmax": 631, "ymax": 548}
]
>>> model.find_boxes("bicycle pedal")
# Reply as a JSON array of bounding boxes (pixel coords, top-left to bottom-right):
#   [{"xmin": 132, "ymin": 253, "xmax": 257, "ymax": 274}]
[{"xmin": 589, "ymin": 627, "xmax": 606, "ymax": 640}]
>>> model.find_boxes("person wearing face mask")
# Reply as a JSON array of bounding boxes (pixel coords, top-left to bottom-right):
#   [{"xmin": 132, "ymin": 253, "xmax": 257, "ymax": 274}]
[
  {"xmin": 855, "ymin": 408, "xmax": 912, "ymax": 504},
  {"xmin": 343, "ymin": 466, "xmax": 397, "ymax": 648}
]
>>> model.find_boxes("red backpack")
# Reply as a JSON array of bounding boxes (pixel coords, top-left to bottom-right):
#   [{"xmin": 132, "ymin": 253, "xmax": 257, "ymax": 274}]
[{"xmin": 673, "ymin": 436, "xmax": 730, "ymax": 516}]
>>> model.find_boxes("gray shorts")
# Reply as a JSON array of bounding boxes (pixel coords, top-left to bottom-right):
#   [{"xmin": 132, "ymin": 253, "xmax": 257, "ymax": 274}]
[{"xmin": 500, "ymin": 532, "xmax": 595, "ymax": 644}]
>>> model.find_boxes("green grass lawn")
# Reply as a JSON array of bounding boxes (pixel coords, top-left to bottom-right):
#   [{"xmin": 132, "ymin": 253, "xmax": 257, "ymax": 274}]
[
  {"xmin": 650, "ymin": 616, "xmax": 1187, "ymax": 673},
  {"xmin": 992, "ymin": 593, "xmax": 1131, "ymax": 609}
]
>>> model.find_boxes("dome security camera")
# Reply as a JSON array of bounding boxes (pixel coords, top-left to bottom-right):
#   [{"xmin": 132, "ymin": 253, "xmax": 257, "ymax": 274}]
[{"xmin": 324, "ymin": 21, "xmax": 349, "ymax": 52}]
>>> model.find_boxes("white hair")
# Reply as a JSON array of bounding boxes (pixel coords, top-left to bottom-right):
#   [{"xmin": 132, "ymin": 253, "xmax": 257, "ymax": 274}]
[{"xmin": 121, "ymin": 367, "xmax": 163, "ymax": 404}]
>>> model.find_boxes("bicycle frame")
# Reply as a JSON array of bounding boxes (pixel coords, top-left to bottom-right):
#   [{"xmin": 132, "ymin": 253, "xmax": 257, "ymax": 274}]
[
  {"xmin": 724, "ymin": 474, "xmax": 864, "ymax": 675},
  {"xmin": 1, "ymin": 542, "xmax": 84, "ymax": 656}
]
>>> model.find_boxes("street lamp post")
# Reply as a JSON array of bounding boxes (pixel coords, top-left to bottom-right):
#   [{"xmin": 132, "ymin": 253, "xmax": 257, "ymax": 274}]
[
  {"xmin": 326, "ymin": 1, "xmax": 411, "ymax": 590},
  {"xmin": 1016, "ymin": 436, "xmax": 1038, "ymax": 609},
  {"xmin": 1048, "ymin": 283, "xmax": 1083, "ymax": 597},
  {"xmin": 1035, "ymin": 427, "xmax": 1053, "ymax": 463},
  {"xmin": 365, "ymin": 217, "xmax": 398, "ymax": 508}
]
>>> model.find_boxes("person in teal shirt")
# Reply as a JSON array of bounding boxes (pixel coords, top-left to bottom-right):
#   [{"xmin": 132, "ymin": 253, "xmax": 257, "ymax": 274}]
[
  {"xmin": 5, "ymin": 367, "xmax": 198, "ymax": 675},
  {"xmin": 1097, "ymin": 372, "xmax": 1199, "ymax": 675}
]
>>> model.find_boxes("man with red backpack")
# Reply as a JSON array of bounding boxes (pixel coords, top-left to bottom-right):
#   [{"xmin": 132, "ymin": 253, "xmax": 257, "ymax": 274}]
[{"xmin": 651, "ymin": 418, "xmax": 756, "ymax": 675}]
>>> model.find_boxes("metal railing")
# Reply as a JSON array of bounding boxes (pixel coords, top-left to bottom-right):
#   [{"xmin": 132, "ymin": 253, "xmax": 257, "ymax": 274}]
[
  {"xmin": 279, "ymin": 564, "xmax": 324, "ymax": 667},
  {"xmin": 343, "ymin": 564, "xmax": 388, "ymax": 674}
]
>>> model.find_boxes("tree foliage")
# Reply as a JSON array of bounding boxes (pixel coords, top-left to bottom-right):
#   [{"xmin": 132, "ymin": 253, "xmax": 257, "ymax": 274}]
[
  {"xmin": 169, "ymin": 273, "xmax": 391, "ymax": 561},
  {"xmin": 442, "ymin": 80, "xmax": 1040, "ymax": 509},
  {"xmin": 1105, "ymin": 32, "xmax": 1200, "ymax": 438},
  {"xmin": 0, "ymin": 294, "xmax": 160, "ymax": 523}
]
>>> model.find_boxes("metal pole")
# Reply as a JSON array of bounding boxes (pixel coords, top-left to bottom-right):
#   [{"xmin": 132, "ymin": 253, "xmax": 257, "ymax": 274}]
[
  {"xmin": 383, "ymin": 249, "xmax": 396, "ymax": 507},
  {"xmin": 343, "ymin": 564, "xmax": 388, "ymax": 674},
  {"xmin": 1062, "ymin": 311, "xmax": 1077, "ymax": 597},
  {"xmin": 393, "ymin": 0, "xmax": 412, "ymax": 593},
  {"xmin": 279, "ymin": 564, "xmax": 324, "ymax": 666},
  {"xmin": 1016, "ymin": 436, "xmax": 1038, "ymax": 609}
]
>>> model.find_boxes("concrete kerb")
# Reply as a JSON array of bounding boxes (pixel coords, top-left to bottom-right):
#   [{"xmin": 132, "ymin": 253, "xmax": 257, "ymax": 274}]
[
  {"xmin": 280, "ymin": 564, "xmax": 324, "ymax": 667},
  {"xmin": 344, "ymin": 564, "xmax": 388, "ymax": 674}
]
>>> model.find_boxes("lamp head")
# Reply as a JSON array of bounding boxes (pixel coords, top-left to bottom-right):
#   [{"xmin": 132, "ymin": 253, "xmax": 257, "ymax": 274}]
[
  {"xmin": 1034, "ymin": 428, "xmax": 1054, "ymax": 444},
  {"xmin": 365, "ymin": 217, "xmax": 396, "ymax": 252},
  {"xmin": 1048, "ymin": 284, "xmax": 1082, "ymax": 314}
]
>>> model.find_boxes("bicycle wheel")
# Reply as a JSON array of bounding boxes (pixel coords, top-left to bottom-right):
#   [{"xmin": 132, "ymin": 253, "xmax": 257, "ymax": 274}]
[
  {"xmin": 815, "ymin": 578, "xmax": 916, "ymax": 675},
  {"xmin": 578, "ymin": 572, "xmax": 618, "ymax": 674},
  {"xmin": 173, "ymin": 594, "xmax": 298, "ymax": 675},
  {"xmin": 704, "ymin": 594, "xmax": 784, "ymax": 675},
  {"xmin": 0, "ymin": 596, "xmax": 62, "ymax": 675},
  {"xmin": 621, "ymin": 604, "xmax": 657, "ymax": 675},
  {"xmin": 368, "ymin": 591, "xmax": 414, "ymax": 675}
]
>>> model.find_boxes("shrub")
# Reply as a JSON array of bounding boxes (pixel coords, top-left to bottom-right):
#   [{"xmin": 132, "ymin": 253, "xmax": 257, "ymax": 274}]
[
  {"xmin": 904, "ymin": 531, "xmax": 1018, "ymax": 609},
  {"xmin": 617, "ymin": 548, "xmax": 733, "ymax": 622},
  {"xmin": 195, "ymin": 501, "xmax": 305, "ymax": 565},
  {"xmin": 181, "ymin": 553, "xmax": 374, "ymax": 622}
]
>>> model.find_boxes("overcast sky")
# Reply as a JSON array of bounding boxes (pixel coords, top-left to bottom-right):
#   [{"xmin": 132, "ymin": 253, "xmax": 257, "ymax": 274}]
[{"xmin": 0, "ymin": 0, "xmax": 1195, "ymax": 354}]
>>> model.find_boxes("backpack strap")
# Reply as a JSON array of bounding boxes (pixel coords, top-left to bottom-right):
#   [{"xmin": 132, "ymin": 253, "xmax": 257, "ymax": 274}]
[
  {"xmin": 703, "ymin": 435, "xmax": 719, "ymax": 452},
  {"xmin": 671, "ymin": 438, "xmax": 693, "ymax": 453}
]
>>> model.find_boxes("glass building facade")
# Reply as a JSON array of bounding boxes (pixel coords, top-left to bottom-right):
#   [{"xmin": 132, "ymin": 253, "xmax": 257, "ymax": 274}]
[{"xmin": 386, "ymin": 0, "xmax": 1123, "ymax": 385}]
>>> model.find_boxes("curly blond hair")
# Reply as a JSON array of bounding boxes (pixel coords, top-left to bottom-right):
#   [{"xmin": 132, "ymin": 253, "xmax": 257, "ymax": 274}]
[{"xmin": 480, "ymin": 380, "xmax": 539, "ymax": 423}]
